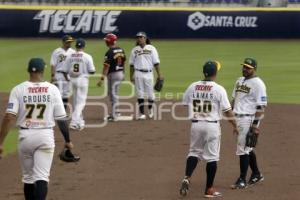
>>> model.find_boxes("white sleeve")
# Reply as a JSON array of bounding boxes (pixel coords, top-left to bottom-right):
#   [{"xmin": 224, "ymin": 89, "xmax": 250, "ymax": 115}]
[
  {"xmin": 87, "ymin": 55, "xmax": 96, "ymax": 73},
  {"xmin": 151, "ymin": 46, "xmax": 160, "ymax": 65},
  {"xmin": 6, "ymin": 87, "xmax": 19, "ymax": 115},
  {"xmin": 220, "ymin": 87, "xmax": 232, "ymax": 112},
  {"xmin": 182, "ymin": 84, "xmax": 193, "ymax": 105},
  {"xmin": 254, "ymin": 81, "xmax": 267, "ymax": 106},
  {"xmin": 129, "ymin": 49, "xmax": 135, "ymax": 66},
  {"xmin": 53, "ymin": 87, "xmax": 66, "ymax": 119},
  {"xmin": 50, "ymin": 50, "xmax": 57, "ymax": 66}
]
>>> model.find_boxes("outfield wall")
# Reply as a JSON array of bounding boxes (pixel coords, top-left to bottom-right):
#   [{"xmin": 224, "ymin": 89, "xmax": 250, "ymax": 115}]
[{"xmin": 1, "ymin": 6, "xmax": 300, "ymax": 38}]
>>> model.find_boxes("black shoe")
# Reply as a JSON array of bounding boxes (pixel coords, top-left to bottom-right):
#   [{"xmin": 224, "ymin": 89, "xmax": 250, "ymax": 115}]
[
  {"xmin": 231, "ymin": 177, "xmax": 247, "ymax": 189},
  {"xmin": 179, "ymin": 178, "xmax": 189, "ymax": 197},
  {"xmin": 248, "ymin": 173, "xmax": 264, "ymax": 186}
]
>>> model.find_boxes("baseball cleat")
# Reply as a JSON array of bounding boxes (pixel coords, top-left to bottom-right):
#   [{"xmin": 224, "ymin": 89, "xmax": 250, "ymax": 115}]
[
  {"xmin": 231, "ymin": 177, "xmax": 247, "ymax": 189},
  {"xmin": 179, "ymin": 178, "xmax": 189, "ymax": 197},
  {"xmin": 204, "ymin": 187, "xmax": 222, "ymax": 198},
  {"xmin": 148, "ymin": 109, "xmax": 154, "ymax": 119},
  {"xmin": 138, "ymin": 114, "xmax": 146, "ymax": 120},
  {"xmin": 69, "ymin": 124, "xmax": 84, "ymax": 131},
  {"xmin": 248, "ymin": 173, "xmax": 264, "ymax": 186}
]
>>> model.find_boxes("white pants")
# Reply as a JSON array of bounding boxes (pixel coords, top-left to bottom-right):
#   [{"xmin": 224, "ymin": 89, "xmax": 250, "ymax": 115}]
[
  {"xmin": 236, "ymin": 116, "xmax": 256, "ymax": 155},
  {"xmin": 54, "ymin": 72, "xmax": 71, "ymax": 98},
  {"xmin": 70, "ymin": 77, "xmax": 89, "ymax": 127},
  {"xmin": 18, "ymin": 129, "xmax": 55, "ymax": 184},
  {"xmin": 187, "ymin": 121, "xmax": 221, "ymax": 162},
  {"xmin": 134, "ymin": 71, "xmax": 155, "ymax": 100}
]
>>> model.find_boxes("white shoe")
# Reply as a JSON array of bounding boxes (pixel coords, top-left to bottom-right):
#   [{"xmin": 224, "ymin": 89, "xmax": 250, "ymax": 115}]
[
  {"xmin": 69, "ymin": 124, "xmax": 84, "ymax": 131},
  {"xmin": 204, "ymin": 187, "xmax": 222, "ymax": 198},
  {"xmin": 179, "ymin": 178, "xmax": 189, "ymax": 197},
  {"xmin": 138, "ymin": 114, "xmax": 146, "ymax": 120},
  {"xmin": 149, "ymin": 109, "xmax": 154, "ymax": 119}
]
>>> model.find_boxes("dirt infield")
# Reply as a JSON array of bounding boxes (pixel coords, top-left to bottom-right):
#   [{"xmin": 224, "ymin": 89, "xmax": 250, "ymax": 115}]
[{"xmin": 0, "ymin": 92, "xmax": 300, "ymax": 200}]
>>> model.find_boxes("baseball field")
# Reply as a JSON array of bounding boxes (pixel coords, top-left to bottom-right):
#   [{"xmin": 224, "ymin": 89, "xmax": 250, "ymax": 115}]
[{"xmin": 0, "ymin": 38, "xmax": 300, "ymax": 199}]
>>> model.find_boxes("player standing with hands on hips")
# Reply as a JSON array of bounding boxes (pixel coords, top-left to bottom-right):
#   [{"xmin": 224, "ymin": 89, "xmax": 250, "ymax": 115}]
[
  {"xmin": 129, "ymin": 31, "xmax": 163, "ymax": 120},
  {"xmin": 50, "ymin": 35, "xmax": 75, "ymax": 109},
  {"xmin": 231, "ymin": 58, "xmax": 267, "ymax": 189},
  {"xmin": 97, "ymin": 33, "xmax": 126, "ymax": 121},
  {"xmin": 179, "ymin": 61, "xmax": 238, "ymax": 198},
  {"xmin": 0, "ymin": 58, "xmax": 78, "ymax": 200},
  {"xmin": 62, "ymin": 38, "xmax": 96, "ymax": 131}
]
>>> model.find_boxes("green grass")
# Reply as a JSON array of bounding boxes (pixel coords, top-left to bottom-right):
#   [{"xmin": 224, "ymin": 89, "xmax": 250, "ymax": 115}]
[
  {"xmin": 1, "ymin": 39, "xmax": 300, "ymax": 103},
  {"xmin": 2, "ymin": 129, "xmax": 18, "ymax": 156}
]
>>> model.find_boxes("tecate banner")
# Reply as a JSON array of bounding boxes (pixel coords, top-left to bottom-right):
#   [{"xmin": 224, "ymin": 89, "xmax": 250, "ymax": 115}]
[{"xmin": 1, "ymin": 9, "xmax": 300, "ymax": 38}]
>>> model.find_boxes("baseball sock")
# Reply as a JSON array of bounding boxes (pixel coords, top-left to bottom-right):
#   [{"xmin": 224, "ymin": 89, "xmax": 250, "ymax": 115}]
[
  {"xmin": 62, "ymin": 98, "xmax": 68, "ymax": 110},
  {"xmin": 24, "ymin": 183, "xmax": 35, "ymax": 200},
  {"xmin": 249, "ymin": 151, "xmax": 260, "ymax": 175},
  {"xmin": 137, "ymin": 99, "xmax": 145, "ymax": 115},
  {"xmin": 185, "ymin": 156, "xmax": 198, "ymax": 177},
  {"xmin": 239, "ymin": 155, "xmax": 249, "ymax": 180},
  {"xmin": 206, "ymin": 161, "xmax": 217, "ymax": 190},
  {"xmin": 148, "ymin": 100, "xmax": 154, "ymax": 110},
  {"xmin": 35, "ymin": 180, "xmax": 48, "ymax": 200}
]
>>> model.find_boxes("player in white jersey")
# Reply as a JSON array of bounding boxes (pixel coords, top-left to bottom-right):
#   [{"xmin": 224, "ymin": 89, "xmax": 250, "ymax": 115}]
[
  {"xmin": 231, "ymin": 58, "xmax": 267, "ymax": 189},
  {"xmin": 62, "ymin": 38, "xmax": 96, "ymax": 131},
  {"xmin": 0, "ymin": 58, "xmax": 76, "ymax": 200},
  {"xmin": 129, "ymin": 31, "xmax": 163, "ymax": 120},
  {"xmin": 50, "ymin": 35, "xmax": 76, "ymax": 108},
  {"xmin": 179, "ymin": 61, "xmax": 238, "ymax": 198}
]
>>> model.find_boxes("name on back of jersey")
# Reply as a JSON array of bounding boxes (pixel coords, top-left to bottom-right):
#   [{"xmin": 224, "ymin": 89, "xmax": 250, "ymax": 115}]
[{"xmin": 24, "ymin": 86, "xmax": 51, "ymax": 103}]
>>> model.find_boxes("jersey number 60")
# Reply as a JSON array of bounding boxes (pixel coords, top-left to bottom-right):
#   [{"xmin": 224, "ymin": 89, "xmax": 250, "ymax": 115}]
[{"xmin": 193, "ymin": 100, "xmax": 212, "ymax": 113}]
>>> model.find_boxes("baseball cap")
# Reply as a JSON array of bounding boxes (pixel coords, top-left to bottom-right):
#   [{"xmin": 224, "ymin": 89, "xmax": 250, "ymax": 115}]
[
  {"xmin": 241, "ymin": 58, "xmax": 257, "ymax": 69},
  {"xmin": 62, "ymin": 35, "xmax": 74, "ymax": 43},
  {"xmin": 75, "ymin": 38, "xmax": 85, "ymax": 48},
  {"xmin": 136, "ymin": 31, "xmax": 147, "ymax": 38},
  {"xmin": 27, "ymin": 58, "xmax": 46, "ymax": 73},
  {"xmin": 203, "ymin": 61, "xmax": 221, "ymax": 77}
]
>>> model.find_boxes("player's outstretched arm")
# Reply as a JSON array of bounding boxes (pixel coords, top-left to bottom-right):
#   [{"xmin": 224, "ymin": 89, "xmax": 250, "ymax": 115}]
[{"xmin": 0, "ymin": 113, "xmax": 17, "ymax": 158}]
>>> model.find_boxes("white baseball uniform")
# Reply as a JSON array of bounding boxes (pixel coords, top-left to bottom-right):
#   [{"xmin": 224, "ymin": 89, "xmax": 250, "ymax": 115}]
[
  {"xmin": 50, "ymin": 47, "xmax": 75, "ymax": 98},
  {"xmin": 129, "ymin": 44, "xmax": 160, "ymax": 100},
  {"xmin": 183, "ymin": 81, "xmax": 231, "ymax": 162},
  {"xmin": 62, "ymin": 50, "xmax": 96, "ymax": 128},
  {"xmin": 232, "ymin": 76, "xmax": 267, "ymax": 155},
  {"xmin": 6, "ymin": 81, "xmax": 66, "ymax": 183}
]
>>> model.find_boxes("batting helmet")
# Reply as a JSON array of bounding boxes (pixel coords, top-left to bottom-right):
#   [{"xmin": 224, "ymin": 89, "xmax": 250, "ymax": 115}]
[{"xmin": 104, "ymin": 33, "xmax": 117, "ymax": 45}]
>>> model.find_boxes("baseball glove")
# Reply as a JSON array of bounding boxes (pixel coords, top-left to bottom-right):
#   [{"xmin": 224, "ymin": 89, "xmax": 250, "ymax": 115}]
[
  {"xmin": 59, "ymin": 148, "xmax": 80, "ymax": 162},
  {"xmin": 245, "ymin": 127, "xmax": 259, "ymax": 148},
  {"xmin": 154, "ymin": 78, "xmax": 164, "ymax": 92}
]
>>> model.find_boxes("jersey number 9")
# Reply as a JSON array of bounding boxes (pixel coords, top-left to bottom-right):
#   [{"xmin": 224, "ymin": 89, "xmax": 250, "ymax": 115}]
[{"xmin": 73, "ymin": 64, "xmax": 80, "ymax": 73}]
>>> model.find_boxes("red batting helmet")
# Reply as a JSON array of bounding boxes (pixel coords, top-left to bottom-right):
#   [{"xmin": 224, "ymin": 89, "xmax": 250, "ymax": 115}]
[{"xmin": 104, "ymin": 33, "xmax": 117, "ymax": 45}]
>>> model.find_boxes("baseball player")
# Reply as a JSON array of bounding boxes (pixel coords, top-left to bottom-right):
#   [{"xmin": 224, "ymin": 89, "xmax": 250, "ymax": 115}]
[
  {"xmin": 50, "ymin": 35, "xmax": 75, "ymax": 109},
  {"xmin": 129, "ymin": 31, "xmax": 163, "ymax": 120},
  {"xmin": 231, "ymin": 58, "xmax": 267, "ymax": 189},
  {"xmin": 179, "ymin": 61, "xmax": 238, "ymax": 198},
  {"xmin": 62, "ymin": 38, "xmax": 96, "ymax": 130},
  {"xmin": 97, "ymin": 33, "xmax": 126, "ymax": 121},
  {"xmin": 0, "ymin": 58, "xmax": 75, "ymax": 200}
]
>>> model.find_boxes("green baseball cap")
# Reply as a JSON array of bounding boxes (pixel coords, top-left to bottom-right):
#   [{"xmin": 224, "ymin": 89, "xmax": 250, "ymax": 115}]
[
  {"xmin": 241, "ymin": 58, "xmax": 257, "ymax": 69},
  {"xmin": 203, "ymin": 60, "xmax": 221, "ymax": 77},
  {"xmin": 27, "ymin": 58, "xmax": 46, "ymax": 73},
  {"xmin": 62, "ymin": 35, "xmax": 74, "ymax": 43}
]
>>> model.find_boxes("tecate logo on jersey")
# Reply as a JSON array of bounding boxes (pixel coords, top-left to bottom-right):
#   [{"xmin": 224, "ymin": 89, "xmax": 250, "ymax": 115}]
[
  {"xmin": 34, "ymin": 10, "xmax": 121, "ymax": 33},
  {"xmin": 187, "ymin": 12, "xmax": 258, "ymax": 31}
]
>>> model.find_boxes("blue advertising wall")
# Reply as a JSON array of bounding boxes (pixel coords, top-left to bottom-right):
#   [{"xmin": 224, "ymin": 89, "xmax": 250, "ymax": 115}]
[{"xmin": 1, "ymin": 7, "xmax": 300, "ymax": 38}]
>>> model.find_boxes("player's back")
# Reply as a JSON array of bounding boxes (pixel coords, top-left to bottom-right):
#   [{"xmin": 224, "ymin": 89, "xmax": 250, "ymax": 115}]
[
  {"xmin": 64, "ymin": 51, "xmax": 95, "ymax": 78},
  {"xmin": 7, "ymin": 81, "xmax": 65, "ymax": 129},
  {"xmin": 106, "ymin": 47, "xmax": 126, "ymax": 73},
  {"xmin": 183, "ymin": 81, "xmax": 231, "ymax": 121}
]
